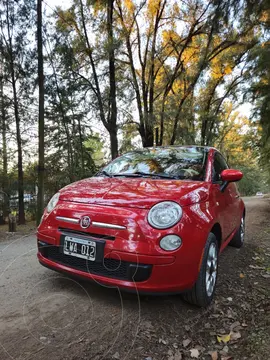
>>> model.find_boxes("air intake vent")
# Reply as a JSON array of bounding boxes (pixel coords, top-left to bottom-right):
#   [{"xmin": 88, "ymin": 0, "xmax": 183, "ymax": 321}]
[{"xmin": 58, "ymin": 228, "xmax": 115, "ymax": 241}]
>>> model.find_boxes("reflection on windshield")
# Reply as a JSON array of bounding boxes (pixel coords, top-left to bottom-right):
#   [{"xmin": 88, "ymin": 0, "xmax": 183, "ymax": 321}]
[{"xmin": 101, "ymin": 146, "xmax": 208, "ymax": 181}]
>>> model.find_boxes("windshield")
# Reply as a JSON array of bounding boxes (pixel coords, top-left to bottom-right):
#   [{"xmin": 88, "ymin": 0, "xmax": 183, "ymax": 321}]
[{"xmin": 100, "ymin": 146, "xmax": 208, "ymax": 181}]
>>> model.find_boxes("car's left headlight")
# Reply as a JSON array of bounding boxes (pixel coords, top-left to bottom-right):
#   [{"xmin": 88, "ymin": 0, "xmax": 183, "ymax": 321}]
[
  {"xmin": 47, "ymin": 193, "xmax": 60, "ymax": 213},
  {"xmin": 148, "ymin": 201, "xmax": 182, "ymax": 229},
  {"xmin": 160, "ymin": 235, "xmax": 182, "ymax": 251}
]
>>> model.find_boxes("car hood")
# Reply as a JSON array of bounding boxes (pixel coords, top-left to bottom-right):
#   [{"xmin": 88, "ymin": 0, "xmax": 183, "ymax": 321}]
[{"xmin": 59, "ymin": 176, "xmax": 209, "ymax": 209}]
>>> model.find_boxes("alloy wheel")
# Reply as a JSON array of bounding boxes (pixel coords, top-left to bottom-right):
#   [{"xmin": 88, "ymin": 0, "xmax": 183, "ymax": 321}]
[
  {"xmin": 205, "ymin": 243, "xmax": 218, "ymax": 297},
  {"xmin": 240, "ymin": 217, "xmax": 245, "ymax": 243}
]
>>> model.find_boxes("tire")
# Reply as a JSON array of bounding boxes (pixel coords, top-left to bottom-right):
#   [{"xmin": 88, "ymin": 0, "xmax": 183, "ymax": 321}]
[
  {"xmin": 182, "ymin": 233, "xmax": 218, "ymax": 307},
  {"xmin": 229, "ymin": 215, "xmax": 245, "ymax": 248}
]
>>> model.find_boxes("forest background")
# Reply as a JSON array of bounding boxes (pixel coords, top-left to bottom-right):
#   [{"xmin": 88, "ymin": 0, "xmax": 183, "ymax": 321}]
[{"xmin": 0, "ymin": 0, "xmax": 269, "ymax": 224}]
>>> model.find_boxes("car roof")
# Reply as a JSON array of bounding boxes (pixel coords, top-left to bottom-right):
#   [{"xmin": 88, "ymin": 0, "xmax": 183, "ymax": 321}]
[{"xmin": 142, "ymin": 145, "xmax": 217, "ymax": 152}]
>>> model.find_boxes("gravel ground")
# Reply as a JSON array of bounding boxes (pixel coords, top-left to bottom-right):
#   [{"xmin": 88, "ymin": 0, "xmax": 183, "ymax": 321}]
[{"xmin": 0, "ymin": 196, "xmax": 269, "ymax": 360}]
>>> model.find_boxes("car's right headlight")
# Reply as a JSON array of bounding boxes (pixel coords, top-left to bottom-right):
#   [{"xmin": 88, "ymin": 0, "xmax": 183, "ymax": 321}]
[
  {"xmin": 148, "ymin": 201, "xmax": 182, "ymax": 229},
  {"xmin": 47, "ymin": 193, "xmax": 60, "ymax": 213}
]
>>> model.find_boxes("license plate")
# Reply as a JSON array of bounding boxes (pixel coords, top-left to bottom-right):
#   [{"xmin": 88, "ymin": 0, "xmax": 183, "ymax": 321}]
[{"xmin": 63, "ymin": 236, "xmax": 96, "ymax": 261}]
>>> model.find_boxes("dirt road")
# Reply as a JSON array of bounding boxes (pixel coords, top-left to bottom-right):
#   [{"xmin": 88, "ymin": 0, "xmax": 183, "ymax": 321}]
[{"xmin": 0, "ymin": 197, "xmax": 269, "ymax": 360}]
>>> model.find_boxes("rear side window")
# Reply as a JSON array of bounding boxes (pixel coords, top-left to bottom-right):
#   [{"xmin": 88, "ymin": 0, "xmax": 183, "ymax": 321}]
[{"xmin": 213, "ymin": 152, "xmax": 229, "ymax": 182}]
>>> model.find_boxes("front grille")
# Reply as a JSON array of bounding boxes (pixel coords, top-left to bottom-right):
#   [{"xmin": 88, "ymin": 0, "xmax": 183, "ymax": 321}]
[
  {"xmin": 58, "ymin": 227, "xmax": 115, "ymax": 241},
  {"xmin": 38, "ymin": 243, "xmax": 152, "ymax": 282}
]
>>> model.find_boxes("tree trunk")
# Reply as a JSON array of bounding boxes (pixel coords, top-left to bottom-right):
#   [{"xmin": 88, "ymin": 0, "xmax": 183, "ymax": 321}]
[
  {"xmin": 79, "ymin": 0, "xmax": 118, "ymax": 159},
  {"xmin": 46, "ymin": 44, "xmax": 74, "ymax": 181},
  {"xmin": 109, "ymin": 128, "xmax": 118, "ymax": 160},
  {"xmin": 12, "ymin": 83, "xmax": 24, "ymax": 224},
  {"xmin": 6, "ymin": 1, "xmax": 25, "ymax": 224},
  {"xmin": 147, "ymin": 4, "xmax": 166, "ymax": 148},
  {"xmin": 12, "ymin": 79, "xmax": 24, "ymax": 224},
  {"xmin": 77, "ymin": 117, "xmax": 85, "ymax": 177},
  {"xmin": 107, "ymin": 0, "xmax": 118, "ymax": 159},
  {"xmin": 0, "ymin": 69, "xmax": 9, "ymax": 217},
  {"xmin": 158, "ymin": 93, "xmax": 167, "ymax": 146},
  {"xmin": 144, "ymin": 119, "xmax": 154, "ymax": 147},
  {"xmin": 36, "ymin": 0, "xmax": 45, "ymax": 225},
  {"xmin": 116, "ymin": 4, "xmax": 145, "ymax": 145}
]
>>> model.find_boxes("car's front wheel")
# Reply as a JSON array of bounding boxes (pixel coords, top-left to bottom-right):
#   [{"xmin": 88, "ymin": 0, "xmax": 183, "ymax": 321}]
[{"xmin": 182, "ymin": 233, "xmax": 218, "ymax": 307}]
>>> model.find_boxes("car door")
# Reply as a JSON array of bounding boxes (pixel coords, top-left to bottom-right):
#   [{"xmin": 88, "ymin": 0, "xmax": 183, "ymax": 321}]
[
  {"xmin": 212, "ymin": 152, "xmax": 235, "ymax": 240},
  {"xmin": 226, "ymin": 178, "xmax": 242, "ymax": 231}
]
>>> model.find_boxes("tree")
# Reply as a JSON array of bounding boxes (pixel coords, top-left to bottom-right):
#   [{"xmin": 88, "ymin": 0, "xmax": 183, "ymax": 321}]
[
  {"xmin": 116, "ymin": 0, "xmax": 257, "ymax": 147},
  {"xmin": 107, "ymin": 0, "xmax": 118, "ymax": 159},
  {"xmin": 0, "ymin": 60, "xmax": 9, "ymax": 216},
  {"xmin": 212, "ymin": 105, "xmax": 266, "ymax": 195},
  {"xmin": 116, "ymin": 0, "xmax": 173, "ymax": 147},
  {"xmin": 0, "ymin": 0, "xmax": 36, "ymax": 224},
  {"xmin": 43, "ymin": 33, "xmax": 97, "ymax": 182},
  {"xmin": 55, "ymin": 0, "xmax": 119, "ymax": 159},
  {"xmin": 36, "ymin": 0, "xmax": 45, "ymax": 225},
  {"xmin": 247, "ymin": 0, "xmax": 270, "ymax": 179}
]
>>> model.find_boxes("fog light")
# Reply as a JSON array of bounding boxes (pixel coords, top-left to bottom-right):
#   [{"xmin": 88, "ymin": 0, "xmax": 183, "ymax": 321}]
[{"xmin": 160, "ymin": 235, "xmax": 182, "ymax": 251}]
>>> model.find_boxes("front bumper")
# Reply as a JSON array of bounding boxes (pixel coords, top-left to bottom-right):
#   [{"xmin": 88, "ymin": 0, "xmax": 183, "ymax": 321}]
[
  {"xmin": 37, "ymin": 201, "xmax": 211, "ymax": 293},
  {"xmin": 37, "ymin": 238, "xmax": 198, "ymax": 294},
  {"xmin": 38, "ymin": 240, "xmax": 153, "ymax": 283}
]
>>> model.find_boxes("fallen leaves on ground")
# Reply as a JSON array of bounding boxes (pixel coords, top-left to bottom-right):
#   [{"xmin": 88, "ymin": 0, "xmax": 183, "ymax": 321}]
[
  {"xmin": 208, "ymin": 350, "xmax": 218, "ymax": 360},
  {"xmin": 159, "ymin": 338, "xmax": 168, "ymax": 345},
  {"xmin": 217, "ymin": 330, "xmax": 241, "ymax": 344},
  {"xmin": 167, "ymin": 349, "xmax": 182, "ymax": 360},
  {"xmin": 141, "ymin": 320, "xmax": 154, "ymax": 330},
  {"xmin": 249, "ymin": 265, "xmax": 265, "ymax": 270},
  {"xmin": 229, "ymin": 321, "xmax": 241, "ymax": 331},
  {"xmin": 220, "ymin": 345, "xmax": 229, "ymax": 356},
  {"xmin": 182, "ymin": 338, "xmax": 191, "ymax": 347},
  {"xmin": 230, "ymin": 331, "xmax": 241, "ymax": 341},
  {"xmin": 217, "ymin": 334, "xmax": 231, "ymax": 344},
  {"xmin": 190, "ymin": 348, "xmax": 200, "ymax": 358}
]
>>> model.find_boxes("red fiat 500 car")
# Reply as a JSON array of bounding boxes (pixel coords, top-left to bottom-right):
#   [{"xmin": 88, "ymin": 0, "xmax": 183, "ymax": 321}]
[{"xmin": 37, "ymin": 146, "xmax": 245, "ymax": 307}]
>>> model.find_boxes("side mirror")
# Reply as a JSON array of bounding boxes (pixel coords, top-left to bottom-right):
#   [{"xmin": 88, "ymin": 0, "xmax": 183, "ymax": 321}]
[
  {"xmin": 221, "ymin": 169, "xmax": 243, "ymax": 182},
  {"xmin": 220, "ymin": 169, "xmax": 243, "ymax": 192}
]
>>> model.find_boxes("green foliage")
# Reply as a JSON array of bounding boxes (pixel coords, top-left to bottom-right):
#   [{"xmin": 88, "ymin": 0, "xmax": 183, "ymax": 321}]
[
  {"xmin": 236, "ymin": 165, "xmax": 269, "ymax": 196},
  {"xmin": 43, "ymin": 132, "xmax": 103, "ymax": 199},
  {"xmin": 245, "ymin": 0, "xmax": 270, "ymax": 181},
  {"xmin": 119, "ymin": 124, "xmax": 139, "ymax": 154},
  {"xmin": 0, "ymin": 0, "xmax": 270, "ymax": 221},
  {"xmin": 84, "ymin": 133, "xmax": 105, "ymax": 167}
]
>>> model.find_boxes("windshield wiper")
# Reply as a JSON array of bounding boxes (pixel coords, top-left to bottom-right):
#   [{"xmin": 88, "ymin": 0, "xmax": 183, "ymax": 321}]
[
  {"xmin": 113, "ymin": 171, "xmax": 181, "ymax": 179},
  {"xmin": 97, "ymin": 170, "xmax": 113, "ymax": 177},
  {"xmin": 98, "ymin": 170, "xmax": 183, "ymax": 180}
]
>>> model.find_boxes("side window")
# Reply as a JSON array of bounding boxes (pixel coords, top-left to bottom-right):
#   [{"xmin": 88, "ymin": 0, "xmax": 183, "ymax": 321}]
[{"xmin": 213, "ymin": 153, "xmax": 229, "ymax": 182}]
